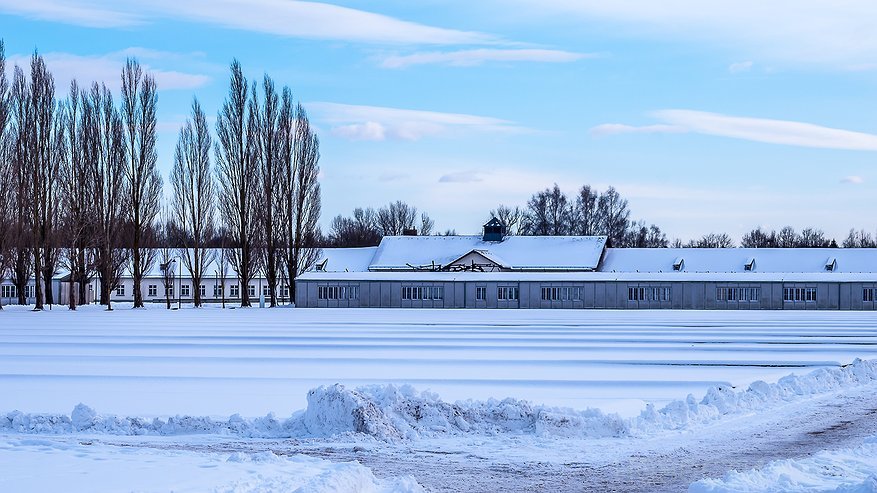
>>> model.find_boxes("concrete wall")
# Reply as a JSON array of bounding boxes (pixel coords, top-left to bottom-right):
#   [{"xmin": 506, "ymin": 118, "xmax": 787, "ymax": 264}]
[{"xmin": 296, "ymin": 279, "xmax": 877, "ymax": 310}]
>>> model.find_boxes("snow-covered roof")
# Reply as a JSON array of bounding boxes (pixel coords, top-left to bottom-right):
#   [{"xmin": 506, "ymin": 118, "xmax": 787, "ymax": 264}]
[
  {"xmin": 368, "ymin": 235, "xmax": 607, "ymax": 271},
  {"xmin": 315, "ymin": 247, "xmax": 378, "ymax": 273},
  {"xmin": 600, "ymin": 248, "xmax": 877, "ymax": 274}
]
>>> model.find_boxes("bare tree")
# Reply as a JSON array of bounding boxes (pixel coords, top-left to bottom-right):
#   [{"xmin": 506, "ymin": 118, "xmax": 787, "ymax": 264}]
[
  {"xmin": 776, "ymin": 226, "xmax": 798, "ymax": 248},
  {"xmin": 328, "ymin": 207, "xmax": 380, "ymax": 247},
  {"xmin": 88, "ymin": 82, "xmax": 128, "ymax": 310},
  {"xmin": 843, "ymin": 229, "xmax": 876, "ymax": 248},
  {"xmin": 0, "ymin": 40, "xmax": 9, "ymax": 309},
  {"xmin": 595, "ymin": 187, "xmax": 630, "ymax": 246},
  {"xmin": 572, "ymin": 185, "xmax": 599, "ymax": 236},
  {"xmin": 121, "ymin": 59, "xmax": 162, "ymax": 308},
  {"xmin": 257, "ymin": 75, "xmax": 282, "ymax": 307},
  {"xmin": 688, "ymin": 233, "xmax": 735, "ymax": 248},
  {"xmin": 488, "ymin": 205, "xmax": 523, "ymax": 236},
  {"xmin": 156, "ymin": 209, "xmax": 176, "ymax": 310},
  {"xmin": 171, "ymin": 98, "xmax": 215, "ymax": 308},
  {"xmin": 215, "ymin": 60, "xmax": 260, "ymax": 307},
  {"xmin": 799, "ymin": 227, "xmax": 831, "ymax": 248},
  {"xmin": 377, "ymin": 200, "xmax": 419, "ymax": 236},
  {"xmin": 741, "ymin": 227, "xmax": 777, "ymax": 248},
  {"xmin": 279, "ymin": 101, "xmax": 321, "ymax": 302},
  {"xmin": 523, "ymin": 184, "xmax": 572, "ymax": 235},
  {"xmin": 9, "ymin": 66, "xmax": 32, "ymax": 305}
]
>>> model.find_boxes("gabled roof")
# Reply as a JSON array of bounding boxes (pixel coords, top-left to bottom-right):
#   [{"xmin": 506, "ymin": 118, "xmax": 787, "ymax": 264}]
[
  {"xmin": 368, "ymin": 235, "xmax": 607, "ymax": 271},
  {"xmin": 314, "ymin": 247, "xmax": 378, "ymax": 272}
]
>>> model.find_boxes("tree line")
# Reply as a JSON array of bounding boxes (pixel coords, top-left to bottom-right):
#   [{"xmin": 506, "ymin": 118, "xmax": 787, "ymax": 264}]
[{"xmin": 0, "ymin": 41, "xmax": 321, "ymax": 310}]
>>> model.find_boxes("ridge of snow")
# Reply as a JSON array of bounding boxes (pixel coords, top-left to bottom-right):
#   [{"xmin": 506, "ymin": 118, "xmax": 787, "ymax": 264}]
[{"xmin": 3, "ymin": 359, "xmax": 877, "ymax": 441}]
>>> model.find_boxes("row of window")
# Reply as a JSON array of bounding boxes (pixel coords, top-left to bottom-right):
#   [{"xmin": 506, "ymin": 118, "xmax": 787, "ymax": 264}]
[
  {"xmin": 628, "ymin": 287, "xmax": 671, "ymax": 302},
  {"xmin": 402, "ymin": 286, "xmax": 443, "ymax": 301},
  {"xmin": 716, "ymin": 287, "xmax": 760, "ymax": 302},
  {"xmin": 865, "ymin": 288, "xmax": 876, "ymax": 302},
  {"xmin": 542, "ymin": 287, "xmax": 583, "ymax": 302},
  {"xmin": 114, "ymin": 284, "xmax": 289, "ymax": 298},
  {"xmin": 318, "ymin": 285, "xmax": 359, "ymax": 300},
  {"xmin": 783, "ymin": 287, "xmax": 817, "ymax": 302}
]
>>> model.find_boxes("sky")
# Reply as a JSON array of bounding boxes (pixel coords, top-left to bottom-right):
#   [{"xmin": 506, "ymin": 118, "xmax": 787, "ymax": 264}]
[{"xmin": 2, "ymin": 0, "xmax": 876, "ymax": 242}]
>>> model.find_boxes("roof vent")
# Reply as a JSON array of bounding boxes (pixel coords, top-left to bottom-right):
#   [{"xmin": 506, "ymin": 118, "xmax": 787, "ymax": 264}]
[
  {"xmin": 825, "ymin": 257, "xmax": 837, "ymax": 272},
  {"xmin": 483, "ymin": 217, "xmax": 505, "ymax": 242},
  {"xmin": 744, "ymin": 258, "xmax": 756, "ymax": 271},
  {"xmin": 672, "ymin": 257, "xmax": 684, "ymax": 271},
  {"xmin": 315, "ymin": 259, "xmax": 328, "ymax": 271}
]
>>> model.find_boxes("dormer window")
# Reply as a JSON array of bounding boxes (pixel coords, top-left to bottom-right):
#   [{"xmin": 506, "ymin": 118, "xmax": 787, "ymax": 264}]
[
  {"xmin": 315, "ymin": 259, "xmax": 328, "ymax": 272},
  {"xmin": 825, "ymin": 257, "xmax": 837, "ymax": 272},
  {"xmin": 672, "ymin": 257, "xmax": 684, "ymax": 271},
  {"xmin": 744, "ymin": 258, "xmax": 756, "ymax": 271},
  {"xmin": 482, "ymin": 218, "xmax": 506, "ymax": 242}
]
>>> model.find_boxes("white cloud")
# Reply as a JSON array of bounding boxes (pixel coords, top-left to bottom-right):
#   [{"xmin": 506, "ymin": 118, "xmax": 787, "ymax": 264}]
[
  {"xmin": 308, "ymin": 102, "xmax": 525, "ymax": 141},
  {"xmin": 0, "ymin": 0, "xmax": 140, "ymax": 27},
  {"xmin": 7, "ymin": 50, "xmax": 211, "ymax": 92},
  {"xmin": 841, "ymin": 175, "xmax": 865, "ymax": 184},
  {"xmin": 380, "ymin": 48, "xmax": 591, "ymax": 68},
  {"xmin": 728, "ymin": 61, "xmax": 753, "ymax": 74},
  {"xmin": 438, "ymin": 171, "xmax": 484, "ymax": 183},
  {"xmin": 0, "ymin": 0, "xmax": 493, "ymax": 45},
  {"xmin": 511, "ymin": 0, "xmax": 877, "ymax": 67},
  {"xmin": 652, "ymin": 110, "xmax": 877, "ymax": 151},
  {"xmin": 589, "ymin": 123, "xmax": 686, "ymax": 137}
]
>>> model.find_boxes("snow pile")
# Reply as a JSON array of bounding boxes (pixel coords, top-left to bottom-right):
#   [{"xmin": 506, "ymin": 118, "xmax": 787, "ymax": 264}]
[
  {"xmin": 300, "ymin": 383, "xmax": 626, "ymax": 440},
  {"xmin": 633, "ymin": 358, "xmax": 877, "ymax": 435},
  {"xmin": 689, "ymin": 436, "xmax": 877, "ymax": 493},
  {"xmin": 3, "ymin": 359, "xmax": 877, "ymax": 442}
]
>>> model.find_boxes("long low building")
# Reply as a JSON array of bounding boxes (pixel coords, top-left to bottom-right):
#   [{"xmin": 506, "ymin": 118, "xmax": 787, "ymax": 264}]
[{"xmin": 295, "ymin": 220, "xmax": 877, "ymax": 310}]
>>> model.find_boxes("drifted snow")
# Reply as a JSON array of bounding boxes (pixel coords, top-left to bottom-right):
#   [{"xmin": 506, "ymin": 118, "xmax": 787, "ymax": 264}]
[
  {"xmin": 4, "ymin": 359, "xmax": 877, "ymax": 443},
  {"xmin": 689, "ymin": 436, "xmax": 877, "ymax": 493}
]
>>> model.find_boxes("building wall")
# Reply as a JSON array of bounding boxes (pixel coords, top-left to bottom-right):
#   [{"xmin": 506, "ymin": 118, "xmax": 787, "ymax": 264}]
[{"xmin": 295, "ymin": 279, "xmax": 877, "ymax": 310}]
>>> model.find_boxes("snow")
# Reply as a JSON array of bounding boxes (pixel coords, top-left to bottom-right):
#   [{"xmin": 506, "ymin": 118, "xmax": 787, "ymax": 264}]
[
  {"xmin": 601, "ymin": 247, "xmax": 877, "ymax": 274},
  {"xmin": 2, "ymin": 305, "xmax": 877, "ymax": 490},
  {"xmin": 689, "ymin": 436, "xmax": 877, "ymax": 493},
  {"xmin": 317, "ymin": 247, "xmax": 379, "ymax": 272},
  {"xmin": 0, "ymin": 436, "xmax": 424, "ymax": 493},
  {"xmin": 367, "ymin": 235, "xmax": 607, "ymax": 270}
]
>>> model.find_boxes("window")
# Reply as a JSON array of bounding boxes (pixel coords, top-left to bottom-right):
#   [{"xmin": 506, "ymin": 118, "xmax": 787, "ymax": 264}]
[
  {"xmin": 349, "ymin": 285, "xmax": 359, "ymax": 300},
  {"xmin": 629, "ymin": 286, "xmax": 671, "ymax": 302},
  {"xmin": 26, "ymin": 285, "xmax": 35, "ymax": 299},
  {"xmin": 783, "ymin": 287, "xmax": 816, "ymax": 302},
  {"xmin": 230, "ymin": 285, "xmax": 240, "ymax": 298},
  {"xmin": 248, "ymin": 285, "xmax": 256, "ymax": 297},
  {"xmin": 166, "ymin": 285, "xmax": 174, "ymax": 297},
  {"xmin": 402, "ymin": 286, "xmax": 440, "ymax": 301},
  {"xmin": 1, "ymin": 285, "xmax": 15, "ymax": 298},
  {"xmin": 320, "ymin": 285, "xmax": 358, "ymax": 300},
  {"xmin": 115, "ymin": 284, "xmax": 125, "ymax": 296},
  {"xmin": 498, "ymin": 286, "xmax": 519, "ymax": 301},
  {"xmin": 717, "ymin": 287, "xmax": 760, "ymax": 302},
  {"xmin": 199, "ymin": 284, "xmax": 206, "ymax": 298},
  {"xmin": 181, "ymin": 284, "xmax": 190, "ymax": 297},
  {"xmin": 148, "ymin": 285, "xmax": 157, "ymax": 297},
  {"xmin": 262, "ymin": 285, "xmax": 270, "ymax": 296},
  {"xmin": 475, "ymin": 287, "xmax": 487, "ymax": 301},
  {"xmin": 865, "ymin": 288, "xmax": 875, "ymax": 302},
  {"xmin": 281, "ymin": 285, "xmax": 290, "ymax": 298},
  {"xmin": 213, "ymin": 284, "xmax": 223, "ymax": 297}
]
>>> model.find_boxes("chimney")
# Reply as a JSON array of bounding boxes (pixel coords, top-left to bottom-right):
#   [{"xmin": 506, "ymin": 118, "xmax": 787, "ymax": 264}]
[{"xmin": 402, "ymin": 228, "xmax": 418, "ymax": 236}]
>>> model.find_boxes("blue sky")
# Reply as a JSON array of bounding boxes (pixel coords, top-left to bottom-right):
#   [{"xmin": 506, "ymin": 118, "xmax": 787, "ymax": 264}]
[{"xmin": 2, "ymin": 1, "xmax": 876, "ymax": 242}]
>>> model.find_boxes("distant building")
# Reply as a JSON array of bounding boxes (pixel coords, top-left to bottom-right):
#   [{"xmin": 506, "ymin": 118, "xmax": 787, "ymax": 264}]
[{"xmin": 296, "ymin": 221, "xmax": 877, "ymax": 310}]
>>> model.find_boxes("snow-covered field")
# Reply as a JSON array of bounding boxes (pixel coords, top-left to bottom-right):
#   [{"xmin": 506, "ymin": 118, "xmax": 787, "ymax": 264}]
[{"xmin": 2, "ymin": 305, "xmax": 877, "ymax": 491}]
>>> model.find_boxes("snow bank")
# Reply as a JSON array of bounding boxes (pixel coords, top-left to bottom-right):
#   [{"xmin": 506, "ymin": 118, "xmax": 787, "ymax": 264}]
[
  {"xmin": 632, "ymin": 358, "xmax": 877, "ymax": 436},
  {"xmin": 3, "ymin": 359, "xmax": 877, "ymax": 442},
  {"xmin": 689, "ymin": 436, "xmax": 877, "ymax": 493}
]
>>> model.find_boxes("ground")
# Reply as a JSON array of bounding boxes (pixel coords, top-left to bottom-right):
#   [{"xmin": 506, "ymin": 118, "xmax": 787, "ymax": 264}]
[{"xmin": 1, "ymin": 305, "xmax": 876, "ymax": 492}]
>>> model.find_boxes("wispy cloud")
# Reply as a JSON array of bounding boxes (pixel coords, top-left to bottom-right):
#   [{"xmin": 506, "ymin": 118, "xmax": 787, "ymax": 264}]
[
  {"xmin": 0, "ymin": 0, "xmax": 494, "ymax": 45},
  {"xmin": 841, "ymin": 175, "xmax": 864, "ymax": 184},
  {"xmin": 438, "ymin": 171, "xmax": 484, "ymax": 183},
  {"xmin": 593, "ymin": 110, "xmax": 877, "ymax": 151},
  {"xmin": 653, "ymin": 110, "xmax": 877, "ymax": 151},
  {"xmin": 589, "ymin": 123, "xmax": 686, "ymax": 137},
  {"xmin": 0, "ymin": 0, "xmax": 141, "ymax": 28},
  {"xmin": 516, "ymin": 1, "xmax": 877, "ymax": 68},
  {"xmin": 380, "ymin": 48, "xmax": 591, "ymax": 68},
  {"xmin": 728, "ymin": 61, "xmax": 753, "ymax": 74},
  {"xmin": 7, "ymin": 49, "xmax": 211, "ymax": 92},
  {"xmin": 308, "ymin": 102, "xmax": 525, "ymax": 141}
]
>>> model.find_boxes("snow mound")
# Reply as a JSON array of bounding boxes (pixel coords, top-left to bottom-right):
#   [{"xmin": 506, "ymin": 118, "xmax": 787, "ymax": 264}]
[
  {"xmin": 689, "ymin": 435, "xmax": 877, "ymax": 493},
  {"xmin": 633, "ymin": 358, "xmax": 877, "ymax": 436},
  {"xmin": 293, "ymin": 461, "xmax": 425, "ymax": 493},
  {"xmin": 301, "ymin": 383, "xmax": 626, "ymax": 440},
  {"xmin": 3, "ymin": 359, "xmax": 877, "ymax": 442}
]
